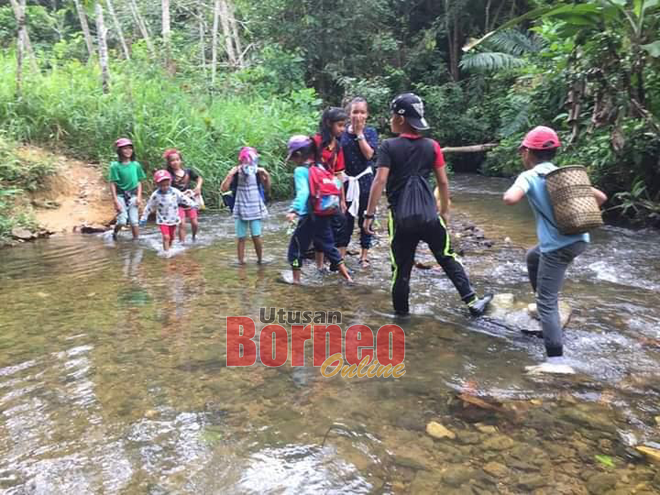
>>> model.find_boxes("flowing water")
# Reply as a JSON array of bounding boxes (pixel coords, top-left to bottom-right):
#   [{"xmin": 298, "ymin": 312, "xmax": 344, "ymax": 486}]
[{"xmin": 0, "ymin": 174, "xmax": 659, "ymax": 494}]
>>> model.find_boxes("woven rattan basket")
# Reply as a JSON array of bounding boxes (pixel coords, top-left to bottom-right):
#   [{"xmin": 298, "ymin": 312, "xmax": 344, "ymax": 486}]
[{"xmin": 545, "ymin": 166, "xmax": 603, "ymax": 235}]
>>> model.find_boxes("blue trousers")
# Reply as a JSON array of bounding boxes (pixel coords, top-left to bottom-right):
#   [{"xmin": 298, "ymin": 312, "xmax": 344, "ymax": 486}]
[{"xmin": 288, "ymin": 215, "xmax": 343, "ymax": 270}]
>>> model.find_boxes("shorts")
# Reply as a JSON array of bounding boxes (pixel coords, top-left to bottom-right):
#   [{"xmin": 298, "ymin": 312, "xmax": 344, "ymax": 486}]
[
  {"xmin": 159, "ymin": 224, "xmax": 177, "ymax": 238},
  {"xmin": 235, "ymin": 218, "xmax": 262, "ymax": 238},
  {"xmin": 116, "ymin": 195, "xmax": 139, "ymax": 226},
  {"xmin": 179, "ymin": 207, "xmax": 198, "ymax": 220}
]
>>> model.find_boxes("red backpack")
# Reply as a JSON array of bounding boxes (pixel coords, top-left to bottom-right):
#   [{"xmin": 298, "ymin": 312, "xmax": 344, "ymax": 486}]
[{"xmin": 308, "ymin": 164, "xmax": 341, "ymax": 216}]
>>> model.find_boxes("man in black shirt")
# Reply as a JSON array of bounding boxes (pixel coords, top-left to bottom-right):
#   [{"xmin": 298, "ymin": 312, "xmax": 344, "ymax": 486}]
[{"xmin": 364, "ymin": 93, "xmax": 492, "ymax": 317}]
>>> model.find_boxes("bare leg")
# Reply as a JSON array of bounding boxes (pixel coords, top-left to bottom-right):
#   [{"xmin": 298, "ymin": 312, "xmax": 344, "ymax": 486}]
[
  {"xmin": 252, "ymin": 235, "xmax": 263, "ymax": 263},
  {"xmin": 113, "ymin": 224, "xmax": 122, "ymax": 240},
  {"xmin": 337, "ymin": 263, "xmax": 353, "ymax": 283},
  {"xmin": 339, "ymin": 247, "xmax": 347, "ymax": 258},
  {"xmin": 237, "ymin": 238, "xmax": 246, "ymax": 264},
  {"xmin": 190, "ymin": 217, "xmax": 199, "ymax": 241},
  {"xmin": 315, "ymin": 251, "xmax": 324, "ymax": 270},
  {"xmin": 163, "ymin": 234, "xmax": 171, "ymax": 251},
  {"xmin": 292, "ymin": 268, "xmax": 301, "ymax": 284},
  {"xmin": 179, "ymin": 217, "xmax": 187, "ymax": 243},
  {"xmin": 131, "ymin": 225, "xmax": 139, "ymax": 239}
]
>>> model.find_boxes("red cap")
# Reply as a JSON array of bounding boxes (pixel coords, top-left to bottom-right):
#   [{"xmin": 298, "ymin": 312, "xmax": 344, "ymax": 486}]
[
  {"xmin": 520, "ymin": 126, "xmax": 560, "ymax": 150},
  {"xmin": 163, "ymin": 148, "xmax": 180, "ymax": 160},
  {"xmin": 153, "ymin": 170, "xmax": 172, "ymax": 183}
]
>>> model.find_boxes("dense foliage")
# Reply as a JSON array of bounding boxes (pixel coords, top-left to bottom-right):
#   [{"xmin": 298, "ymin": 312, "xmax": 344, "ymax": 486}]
[{"xmin": 1, "ymin": 0, "xmax": 659, "ymax": 224}]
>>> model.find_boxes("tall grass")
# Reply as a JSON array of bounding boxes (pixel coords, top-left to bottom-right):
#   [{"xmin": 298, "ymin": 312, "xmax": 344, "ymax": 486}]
[{"xmin": 0, "ymin": 54, "xmax": 320, "ymax": 205}]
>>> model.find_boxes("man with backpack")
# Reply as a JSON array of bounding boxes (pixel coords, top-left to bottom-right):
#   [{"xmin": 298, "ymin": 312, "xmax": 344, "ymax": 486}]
[
  {"xmin": 363, "ymin": 93, "xmax": 493, "ymax": 318},
  {"xmin": 503, "ymin": 126, "xmax": 607, "ymax": 374}
]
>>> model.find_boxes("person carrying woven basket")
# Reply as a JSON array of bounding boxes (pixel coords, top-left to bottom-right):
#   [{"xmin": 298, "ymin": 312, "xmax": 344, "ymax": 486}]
[{"xmin": 503, "ymin": 126, "xmax": 607, "ymax": 375}]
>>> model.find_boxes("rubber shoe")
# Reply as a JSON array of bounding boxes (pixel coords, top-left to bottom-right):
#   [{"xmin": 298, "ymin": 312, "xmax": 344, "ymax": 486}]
[{"xmin": 468, "ymin": 293, "xmax": 493, "ymax": 317}]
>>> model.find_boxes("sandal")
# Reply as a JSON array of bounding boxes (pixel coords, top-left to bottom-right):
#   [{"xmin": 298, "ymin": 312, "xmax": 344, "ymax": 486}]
[{"xmin": 359, "ymin": 258, "xmax": 371, "ymax": 268}]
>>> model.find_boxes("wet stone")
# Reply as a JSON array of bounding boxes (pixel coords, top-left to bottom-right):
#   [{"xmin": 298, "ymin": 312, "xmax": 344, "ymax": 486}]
[
  {"xmin": 442, "ymin": 465, "xmax": 478, "ymax": 487},
  {"xmin": 516, "ymin": 473, "xmax": 548, "ymax": 490},
  {"xmin": 586, "ymin": 472, "xmax": 618, "ymax": 494},
  {"xmin": 483, "ymin": 461, "xmax": 508, "ymax": 478},
  {"xmin": 395, "ymin": 413, "xmax": 426, "ymax": 432},
  {"xmin": 426, "ymin": 421, "xmax": 456, "ymax": 440},
  {"xmin": 636, "ymin": 445, "xmax": 660, "ymax": 465},
  {"xmin": 409, "ymin": 471, "xmax": 443, "ymax": 494},
  {"xmin": 482, "ymin": 434, "xmax": 515, "ymax": 451},
  {"xmin": 456, "ymin": 430, "xmax": 481, "ymax": 445}
]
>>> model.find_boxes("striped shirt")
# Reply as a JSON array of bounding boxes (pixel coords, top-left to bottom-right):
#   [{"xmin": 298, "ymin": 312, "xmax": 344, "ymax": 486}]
[{"xmin": 233, "ymin": 170, "xmax": 268, "ymax": 221}]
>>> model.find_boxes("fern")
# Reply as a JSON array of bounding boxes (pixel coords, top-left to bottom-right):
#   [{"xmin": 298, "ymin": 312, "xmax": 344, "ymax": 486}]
[
  {"xmin": 499, "ymin": 95, "xmax": 532, "ymax": 137},
  {"xmin": 460, "ymin": 52, "xmax": 527, "ymax": 72},
  {"xmin": 487, "ymin": 30, "xmax": 544, "ymax": 56}
]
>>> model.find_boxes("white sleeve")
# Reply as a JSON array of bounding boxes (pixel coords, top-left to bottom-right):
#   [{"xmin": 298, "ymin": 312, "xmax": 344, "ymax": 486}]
[{"xmin": 141, "ymin": 192, "xmax": 157, "ymax": 220}]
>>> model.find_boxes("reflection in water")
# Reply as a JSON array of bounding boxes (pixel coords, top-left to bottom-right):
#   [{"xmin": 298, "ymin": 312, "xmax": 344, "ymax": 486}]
[{"xmin": 0, "ymin": 175, "xmax": 658, "ymax": 492}]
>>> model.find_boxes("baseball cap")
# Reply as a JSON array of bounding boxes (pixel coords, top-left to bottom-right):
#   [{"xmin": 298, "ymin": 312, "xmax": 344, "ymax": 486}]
[
  {"xmin": 286, "ymin": 135, "xmax": 313, "ymax": 160},
  {"xmin": 520, "ymin": 126, "xmax": 561, "ymax": 150},
  {"xmin": 390, "ymin": 93, "xmax": 430, "ymax": 130},
  {"xmin": 153, "ymin": 170, "xmax": 172, "ymax": 183},
  {"xmin": 115, "ymin": 137, "xmax": 133, "ymax": 148}
]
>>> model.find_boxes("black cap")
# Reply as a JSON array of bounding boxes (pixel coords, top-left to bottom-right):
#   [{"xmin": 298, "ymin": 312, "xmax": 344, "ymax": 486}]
[{"xmin": 390, "ymin": 93, "xmax": 430, "ymax": 130}]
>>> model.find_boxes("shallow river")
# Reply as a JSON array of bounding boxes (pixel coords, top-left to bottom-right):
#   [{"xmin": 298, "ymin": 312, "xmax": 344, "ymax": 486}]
[{"xmin": 0, "ymin": 174, "xmax": 659, "ymax": 494}]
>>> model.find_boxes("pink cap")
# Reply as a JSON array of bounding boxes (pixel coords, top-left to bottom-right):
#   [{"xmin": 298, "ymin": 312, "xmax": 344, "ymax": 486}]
[
  {"xmin": 238, "ymin": 146, "xmax": 259, "ymax": 165},
  {"xmin": 520, "ymin": 126, "xmax": 561, "ymax": 150},
  {"xmin": 115, "ymin": 138, "xmax": 133, "ymax": 148},
  {"xmin": 154, "ymin": 170, "xmax": 172, "ymax": 183}
]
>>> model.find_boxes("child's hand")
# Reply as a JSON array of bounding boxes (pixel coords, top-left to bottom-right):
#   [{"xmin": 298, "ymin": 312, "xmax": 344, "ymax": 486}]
[
  {"xmin": 114, "ymin": 199, "xmax": 123, "ymax": 212},
  {"xmin": 286, "ymin": 212, "xmax": 297, "ymax": 223}
]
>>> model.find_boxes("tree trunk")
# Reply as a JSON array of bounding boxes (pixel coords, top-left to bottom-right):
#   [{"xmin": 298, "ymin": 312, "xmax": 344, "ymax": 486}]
[
  {"xmin": 226, "ymin": 0, "xmax": 244, "ymax": 67},
  {"xmin": 9, "ymin": 0, "xmax": 38, "ymax": 72},
  {"xmin": 128, "ymin": 0, "xmax": 155, "ymax": 57},
  {"xmin": 72, "ymin": 0, "xmax": 95, "ymax": 60},
  {"xmin": 199, "ymin": 13, "xmax": 206, "ymax": 75},
  {"xmin": 105, "ymin": 0, "xmax": 130, "ymax": 60},
  {"xmin": 442, "ymin": 143, "xmax": 499, "ymax": 153},
  {"xmin": 445, "ymin": 0, "xmax": 460, "ymax": 81},
  {"xmin": 218, "ymin": 0, "xmax": 237, "ymax": 66},
  {"xmin": 211, "ymin": 0, "xmax": 220, "ymax": 84},
  {"xmin": 15, "ymin": 0, "xmax": 25, "ymax": 98},
  {"xmin": 162, "ymin": 0, "xmax": 172, "ymax": 70},
  {"xmin": 95, "ymin": 2, "xmax": 111, "ymax": 93},
  {"xmin": 485, "ymin": 0, "xmax": 492, "ymax": 32}
]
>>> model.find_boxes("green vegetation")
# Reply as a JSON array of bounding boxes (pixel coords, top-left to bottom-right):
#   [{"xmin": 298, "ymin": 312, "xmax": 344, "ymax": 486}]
[
  {"xmin": 1, "ymin": 0, "xmax": 659, "ymax": 225},
  {"xmin": 0, "ymin": 135, "xmax": 55, "ymax": 243}
]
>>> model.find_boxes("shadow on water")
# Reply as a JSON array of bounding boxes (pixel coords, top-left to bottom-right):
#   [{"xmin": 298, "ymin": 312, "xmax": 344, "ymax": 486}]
[{"xmin": 0, "ymin": 174, "xmax": 658, "ymax": 493}]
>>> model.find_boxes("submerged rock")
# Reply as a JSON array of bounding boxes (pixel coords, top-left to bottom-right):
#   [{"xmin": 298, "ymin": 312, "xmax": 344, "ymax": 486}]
[
  {"xmin": 587, "ymin": 472, "xmax": 617, "ymax": 494},
  {"xmin": 483, "ymin": 461, "xmax": 508, "ymax": 478},
  {"xmin": 426, "ymin": 421, "xmax": 456, "ymax": 440},
  {"xmin": 81, "ymin": 224, "xmax": 109, "ymax": 234},
  {"xmin": 486, "ymin": 292, "xmax": 572, "ymax": 334}
]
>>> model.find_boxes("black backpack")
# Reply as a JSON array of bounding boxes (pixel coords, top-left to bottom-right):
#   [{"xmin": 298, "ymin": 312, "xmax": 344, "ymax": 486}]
[{"xmin": 395, "ymin": 174, "xmax": 438, "ymax": 231}]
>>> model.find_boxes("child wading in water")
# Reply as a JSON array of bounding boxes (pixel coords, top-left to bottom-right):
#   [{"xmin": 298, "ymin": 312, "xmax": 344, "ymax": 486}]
[
  {"xmin": 221, "ymin": 147, "xmax": 270, "ymax": 264},
  {"xmin": 364, "ymin": 93, "xmax": 492, "ymax": 317},
  {"xmin": 313, "ymin": 108, "xmax": 348, "ymax": 268},
  {"xmin": 140, "ymin": 170, "xmax": 195, "ymax": 252},
  {"xmin": 108, "ymin": 138, "xmax": 146, "ymax": 240},
  {"xmin": 285, "ymin": 135, "xmax": 352, "ymax": 284},
  {"xmin": 163, "ymin": 149, "xmax": 203, "ymax": 242},
  {"xmin": 339, "ymin": 97, "xmax": 378, "ymax": 267},
  {"xmin": 503, "ymin": 126, "xmax": 607, "ymax": 374}
]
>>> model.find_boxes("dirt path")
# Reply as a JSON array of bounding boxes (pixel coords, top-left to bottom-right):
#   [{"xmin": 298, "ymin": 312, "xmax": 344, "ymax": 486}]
[{"xmin": 18, "ymin": 147, "xmax": 115, "ymax": 233}]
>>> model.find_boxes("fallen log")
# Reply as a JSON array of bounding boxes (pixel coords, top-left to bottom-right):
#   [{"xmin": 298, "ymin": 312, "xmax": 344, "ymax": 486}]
[{"xmin": 442, "ymin": 143, "xmax": 499, "ymax": 153}]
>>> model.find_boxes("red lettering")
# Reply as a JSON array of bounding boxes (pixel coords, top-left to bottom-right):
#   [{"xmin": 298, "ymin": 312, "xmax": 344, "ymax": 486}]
[
  {"xmin": 291, "ymin": 324, "xmax": 312, "ymax": 366},
  {"xmin": 376, "ymin": 325, "xmax": 405, "ymax": 366},
  {"xmin": 259, "ymin": 324, "xmax": 288, "ymax": 367},
  {"xmin": 226, "ymin": 317, "xmax": 257, "ymax": 366},
  {"xmin": 313, "ymin": 325, "xmax": 342, "ymax": 366},
  {"xmin": 345, "ymin": 325, "xmax": 374, "ymax": 365}
]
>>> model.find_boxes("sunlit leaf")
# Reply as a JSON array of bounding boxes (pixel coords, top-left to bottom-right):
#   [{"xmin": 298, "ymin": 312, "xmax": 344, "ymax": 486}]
[
  {"xmin": 595, "ymin": 455, "xmax": 615, "ymax": 468},
  {"xmin": 641, "ymin": 41, "xmax": 660, "ymax": 57}
]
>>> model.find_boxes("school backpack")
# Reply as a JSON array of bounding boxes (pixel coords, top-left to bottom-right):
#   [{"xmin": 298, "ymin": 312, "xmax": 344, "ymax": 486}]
[
  {"xmin": 395, "ymin": 175, "xmax": 438, "ymax": 231},
  {"xmin": 308, "ymin": 164, "xmax": 341, "ymax": 216},
  {"xmin": 222, "ymin": 170, "xmax": 269, "ymax": 212}
]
